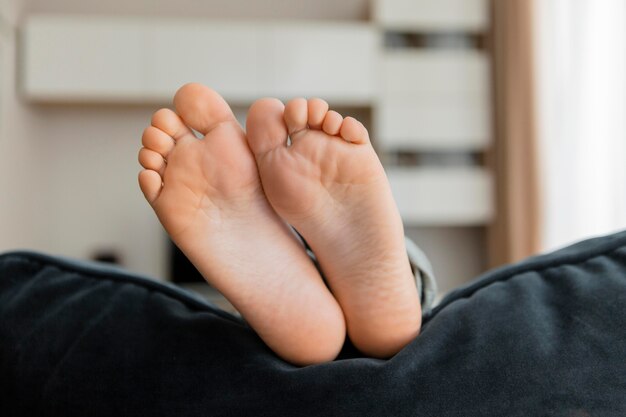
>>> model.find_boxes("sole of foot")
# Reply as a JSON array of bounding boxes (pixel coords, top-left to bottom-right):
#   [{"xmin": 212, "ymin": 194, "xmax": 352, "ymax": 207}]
[
  {"xmin": 138, "ymin": 84, "xmax": 345, "ymax": 365},
  {"xmin": 246, "ymin": 97, "xmax": 421, "ymax": 358}
]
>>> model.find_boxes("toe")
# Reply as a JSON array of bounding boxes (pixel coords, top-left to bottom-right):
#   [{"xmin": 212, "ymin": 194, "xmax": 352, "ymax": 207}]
[
  {"xmin": 138, "ymin": 170, "xmax": 162, "ymax": 204},
  {"xmin": 151, "ymin": 108, "xmax": 194, "ymax": 140},
  {"xmin": 307, "ymin": 98, "xmax": 329, "ymax": 129},
  {"xmin": 284, "ymin": 98, "xmax": 308, "ymax": 136},
  {"xmin": 138, "ymin": 147, "xmax": 166, "ymax": 175},
  {"xmin": 246, "ymin": 98, "xmax": 289, "ymax": 156},
  {"xmin": 173, "ymin": 83, "xmax": 238, "ymax": 135},
  {"xmin": 339, "ymin": 117, "xmax": 370, "ymax": 144},
  {"xmin": 322, "ymin": 111, "xmax": 343, "ymax": 136},
  {"xmin": 142, "ymin": 126, "xmax": 175, "ymax": 158}
]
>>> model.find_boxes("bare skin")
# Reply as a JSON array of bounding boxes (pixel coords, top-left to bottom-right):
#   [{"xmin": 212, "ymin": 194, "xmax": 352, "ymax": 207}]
[
  {"xmin": 138, "ymin": 83, "xmax": 345, "ymax": 366},
  {"xmin": 246, "ymin": 98, "xmax": 421, "ymax": 358}
]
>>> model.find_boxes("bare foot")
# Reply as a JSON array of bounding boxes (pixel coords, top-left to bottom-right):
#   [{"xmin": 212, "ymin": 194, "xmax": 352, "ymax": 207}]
[
  {"xmin": 138, "ymin": 84, "xmax": 345, "ymax": 365},
  {"xmin": 246, "ymin": 97, "xmax": 421, "ymax": 358}
]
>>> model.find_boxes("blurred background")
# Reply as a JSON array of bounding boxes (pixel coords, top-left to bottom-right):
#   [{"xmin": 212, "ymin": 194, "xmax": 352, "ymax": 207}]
[{"xmin": 1, "ymin": 0, "xmax": 624, "ymax": 301}]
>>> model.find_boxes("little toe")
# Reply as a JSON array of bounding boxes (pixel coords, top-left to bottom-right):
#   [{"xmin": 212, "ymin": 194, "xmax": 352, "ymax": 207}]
[
  {"xmin": 307, "ymin": 98, "xmax": 329, "ymax": 129},
  {"xmin": 138, "ymin": 169, "xmax": 163, "ymax": 204},
  {"xmin": 339, "ymin": 117, "xmax": 370, "ymax": 144},
  {"xmin": 284, "ymin": 98, "xmax": 309, "ymax": 137},
  {"xmin": 138, "ymin": 147, "xmax": 166, "ymax": 175},
  {"xmin": 322, "ymin": 111, "xmax": 343, "ymax": 136},
  {"xmin": 151, "ymin": 108, "xmax": 194, "ymax": 140},
  {"xmin": 246, "ymin": 98, "xmax": 289, "ymax": 156},
  {"xmin": 173, "ymin": 83, "xmax": 238, "ymax": 135},
  {"xmin": 142, "ymin": 126, "xmax": 175, "ymax": 158}
]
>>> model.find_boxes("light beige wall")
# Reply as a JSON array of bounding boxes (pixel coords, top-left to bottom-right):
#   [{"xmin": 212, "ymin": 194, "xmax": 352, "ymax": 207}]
[
  {"xmin": 1, "ymin": 8, "xmax": 167, "ymax": 278},
  {"xmin": 22, "ymin": 104, "xmax": 169, "ymax": 279},
  {"xmin": 1, "ymin": 0, "xmax": 18, "ymax": 22},
  {"xmin": 405, "ymin": 227, "xmax": 486, "ymax": 295},
  {"xmin": 0, "ymin": 0, "xmax": 167, "ymax": 278},
  {"xmin": 0, "ymin": 0, "xmax": 46, "ymax": 252}
]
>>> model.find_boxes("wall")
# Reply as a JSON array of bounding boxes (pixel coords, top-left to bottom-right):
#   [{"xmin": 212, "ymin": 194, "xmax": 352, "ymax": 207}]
[
  {"xmin": 0, "ymin": 0, "xmax": 167, "ymax": 278},
  {"xmin": 1, "ymin": 0, "xmax": 486, "ymax": 293},
  {"xmin": 0, "ymin": 0, "xmax": 45, "ymax": 252},
  {"xmin": 22, "ymin": 104, "xmax": 169, "ymax": 278}
]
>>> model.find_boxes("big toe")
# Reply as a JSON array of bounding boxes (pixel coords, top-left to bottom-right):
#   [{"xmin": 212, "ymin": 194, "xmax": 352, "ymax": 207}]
[
  {"xmin": 246, "ymin": 98, "xmax": 289, "ymax": 156},
  {"xmin": 173, "ymin": 83, "xmax": 238, "ymax": 135}
]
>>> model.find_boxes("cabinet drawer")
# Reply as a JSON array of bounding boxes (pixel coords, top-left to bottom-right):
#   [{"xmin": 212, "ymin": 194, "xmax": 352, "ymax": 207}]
[
  {"xmin": 151, "ymin": 21, "xmax": 264, "ymax": 102},
  {"xmin": 387, "ymin": 167, "xmax": 493, "ymax": 225},
  {"xmin": 267, "ymin": 24, "xmax": 377, "ymax": 103},
  {"xmin": 22, "ymin": 17, "xmax": 377, "ymax": 104},
  {"xmin": 375, "ymin": 97, "xmax": 491, "ymax": 150},
  {"xmin": 382, "ymin": 50, "xmax": 490, "ymax": 97},
  {"xmin": 374, "ymin": 0, "xmax": 489, "ymax": 31},
  {"xmin": 22, "ymin": 16, "xmax": 152, "ymax": 101}
]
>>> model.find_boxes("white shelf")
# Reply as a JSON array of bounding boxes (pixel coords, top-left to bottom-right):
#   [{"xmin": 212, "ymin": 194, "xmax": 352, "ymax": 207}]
[
  {"xmin": 375, "ymin": 97, "xmax": 490, "ymax": 151},
  {"xmin": 266, "ymin": 25, "xmax": 377, "ymax": 102},
  {"xmin": 21, "ymin": 14, "xmax": 494, "ymax": 226},
  {"xmin": 375, "ymin": 50, "xmax": 491, "ymax": 150},
  {"xmin": 387, "ymin": 167, "xmax": 493, "ymax": 225},
  {"xmin": 151, "ymin": 20, "xmax": 265, "ymax": 103},
  {"xmin": 381, "ymin": 50, "xmax": 490, "ymax": 97},
  {"xmin": 373, "ymin": 0, "xmax": 489, "ymax": 32},
  {"xmin": 22, "ymin": 17, "xmax": 152, "ymax": 102},
  {"xmin": 21, "ymin": 16, "xmax": 377, "ymax": 104}
]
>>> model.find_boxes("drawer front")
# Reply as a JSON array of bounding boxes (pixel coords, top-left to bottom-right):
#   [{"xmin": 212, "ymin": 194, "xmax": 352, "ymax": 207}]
[
  {"xmin": 267, "ymin": 24, "xmax": 377, "ymax": 103},
  {"xmin": 23, "ymin": 16, "xmax": 152, "ymax": 101},
  {"xmin": 22, "ymin": 17, "xmax": 377, "ymax": 104},
  {"xmin": 375, "ymin": 98, "xmax": 491, "ymax": 150},
  {"xmin": 374, "ymin": 0, "xmax": 489, "ymax": 31},
  {"xmin": 381, "ymin": 51, "xmax": 490, "ymax": 97},
  {"xmin": 387, "ymin": 167, "xmax": 494, "ymax": 225}
]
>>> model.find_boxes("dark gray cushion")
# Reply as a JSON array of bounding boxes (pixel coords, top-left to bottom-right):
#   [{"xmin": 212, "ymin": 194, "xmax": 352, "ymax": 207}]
[{"xmin": 1, "ymin": 231, "xmax": 626, "ymax": 416}]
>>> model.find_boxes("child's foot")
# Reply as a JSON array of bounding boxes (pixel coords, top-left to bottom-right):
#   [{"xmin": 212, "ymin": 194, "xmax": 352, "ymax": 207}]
[
  {"xmin": 138, "ymin": 84, "xmax": 345, "ymax": 365},
  {"xmin": 246, "ymin": 98, "xmax": 421, "ymax": 358}
]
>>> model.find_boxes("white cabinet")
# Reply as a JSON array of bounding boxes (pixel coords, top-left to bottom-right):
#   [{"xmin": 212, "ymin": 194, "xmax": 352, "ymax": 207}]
[
  {"xmin": 373, "ymin": 0, "xmax": 493, "ymax": 225},
  {"xmin": 376, "ymin": 99, "xmax": 490, "ymax": 150},
  {"xmin": 267, "ymin": 24, "xmax": 377, "ymax": 103},
  {"xmin": 22, "ymin": 17, "xmax": 377, "ymax": 104},
  {"xmin": 150, "ymin": 21, "xmax": 265, "ymax": 103},
  {"xmin": 374, "ymin": 0, "xmax": 489, "ymax": 31},
  {"xmin": 381, "ymin": 50, "xmax": 489, "ymax": 97},
  {"xmin": 375, "ymin": 50, "xmax": 491, "ymax": 151},
  {"xmin": 20, "ymin": 13, "xmax": 494, "ymax": 227},
  {"xmin": 22, "ymin": 17, "xmax": 151, "ymax": 101},
  {"xmin": 387, "ymin": 167, "xmax": 493, "ymax": 225}
]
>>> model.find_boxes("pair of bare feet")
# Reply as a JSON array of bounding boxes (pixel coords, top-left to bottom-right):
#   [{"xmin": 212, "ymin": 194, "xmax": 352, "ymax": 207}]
[{"xmin": 138, "ymin": 83, "xmax": 421, "ymax": 366}]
